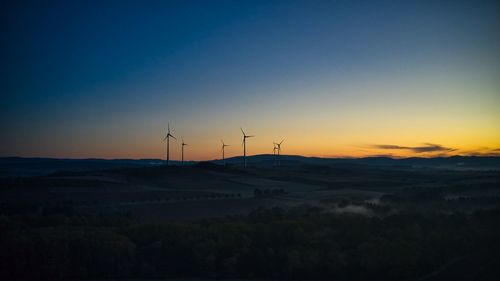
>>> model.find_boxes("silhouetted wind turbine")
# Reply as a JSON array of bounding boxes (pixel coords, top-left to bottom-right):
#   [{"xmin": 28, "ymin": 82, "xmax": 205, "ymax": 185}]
[
  {"xmin": 221, "ymin": 140, "xmax": 229, "ymax": 166},
  {"xmin": 181, "ymin": 137, "xmax": 188, "ymax": 165},
  {"xmin": 162, "ymin": 123, "xmax": 176, "ymax": 166},
  {"xmin": 241, "ymin": 127, "xmax": 254, "ymax": 168},
  {"xmin": 274, "ymin": 139, "xmax": 284, "ymax": 167},
  {"xmin": 273, "ymin": 142, "xmax": 278, "ymax": 166}
]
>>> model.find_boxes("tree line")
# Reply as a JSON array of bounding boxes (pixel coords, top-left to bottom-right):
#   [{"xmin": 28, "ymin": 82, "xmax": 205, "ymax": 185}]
[{"xmin": 1, "ymin": 205, "xmax": 499, "ymax": 280}]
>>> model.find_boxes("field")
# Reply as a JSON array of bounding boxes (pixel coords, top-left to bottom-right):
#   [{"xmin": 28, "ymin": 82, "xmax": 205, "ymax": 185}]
[
  {"xmin": 1, "ymin": 156, "xmax": 500, "ymax": 280},
  {"xmin": 2, "ymin": 157, "xmax": 500, "ymax": 221}
]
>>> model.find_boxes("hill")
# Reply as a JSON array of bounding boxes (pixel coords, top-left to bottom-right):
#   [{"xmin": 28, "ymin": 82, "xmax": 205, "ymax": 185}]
[{"xmin": 2, "ymin": 155, "xmax": 500, "ymax": 177}]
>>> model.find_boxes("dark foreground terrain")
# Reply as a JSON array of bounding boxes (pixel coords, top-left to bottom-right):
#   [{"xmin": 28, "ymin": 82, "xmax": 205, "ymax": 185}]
[{"xmin": 1, "ymin": 156, "xmax": 499, "ymax": 280}]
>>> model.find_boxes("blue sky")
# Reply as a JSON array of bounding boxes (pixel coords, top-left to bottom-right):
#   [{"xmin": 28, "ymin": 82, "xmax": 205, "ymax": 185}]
[{"xmin": 1, "ymin": 0, "xmax": 499, "ymax": 159}]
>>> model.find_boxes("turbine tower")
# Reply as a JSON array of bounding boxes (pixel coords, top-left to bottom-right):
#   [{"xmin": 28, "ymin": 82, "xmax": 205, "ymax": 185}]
[
  {"xmin": 181, "ymin": 138, "xmax": 188, "ymax": 165},
  {"xmin": 273, "ymin": 142, "xmax": 278, "ymax": 166},
  {"xmin": 162, "ymin": 123, "xmax": 176, "ymax": 166},
  {"xmin": 221, "ymin": 140, "xmax": 229, "ymax": 166},
  {"xmin": 240, "ymin": 127, "xmax": 254, "ymax": 168},
  {"xmin": 274, "ymin": 139, "xmax": 284, "ymax": 167}
]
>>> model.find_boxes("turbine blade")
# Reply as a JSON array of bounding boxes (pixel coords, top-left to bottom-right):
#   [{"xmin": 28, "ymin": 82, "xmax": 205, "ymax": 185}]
[
  {"xmin": 247, "ymin": 135, "xmax": 255, "ymax": 138},
  {"xmin": 280, "ymin": 139, "xmax": 285, "ymax": 145},
  {"xmin": 170, "ymin": 134, "xmax": 177, "ymax": 140},
  {"xmin": 240, "ymin": 127, "xmax": 246, "ymax": 136}
]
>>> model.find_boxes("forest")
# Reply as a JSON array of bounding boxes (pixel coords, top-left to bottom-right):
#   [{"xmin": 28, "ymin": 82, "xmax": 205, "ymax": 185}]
[{"xmin": 1, "ymin": 204, "xmax": 499, "ymax": 280}]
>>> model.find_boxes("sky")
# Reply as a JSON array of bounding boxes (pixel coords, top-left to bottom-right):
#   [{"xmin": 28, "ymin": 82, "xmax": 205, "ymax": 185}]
[{"xmin": 1, "ymin": 0, "xmax": 499, "ymax": 160}]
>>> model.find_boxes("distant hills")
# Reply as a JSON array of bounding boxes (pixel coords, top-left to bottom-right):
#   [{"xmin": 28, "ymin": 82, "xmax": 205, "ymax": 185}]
[
  {"xmin": 1, "ymin": 155, "xmax": 499, "ymax": 177},
  {"xmin": 216, "ymin": 154, "xmax": 500, "ymax": 168},
  {"xmin": 0, "ymin": 157, "xmax": 163, "ymax": 177}
]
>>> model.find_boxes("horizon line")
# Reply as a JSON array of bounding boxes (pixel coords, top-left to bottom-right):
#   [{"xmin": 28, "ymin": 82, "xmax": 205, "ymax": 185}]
[{"xmin": 1, "ymin": 153, "xmax": 498, "ymax": 162}]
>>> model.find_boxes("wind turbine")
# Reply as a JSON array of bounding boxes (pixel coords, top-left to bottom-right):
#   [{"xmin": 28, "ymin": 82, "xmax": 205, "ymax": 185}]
[
  {"xmin": 221, "ymin": 140, "xmax": 229, "ymax": 166},
  {"xmin": 240, "ymin": 127, "xmax": 254, "ymax": 168},
  {"xmin": 162, "ymin": 123, "xmax": 176, "ymax": 166},
  {"xmin": 273, "ymin": 142, "xmax": 278, "ymax": 166},
  {"xmin": 274, "ymin": 139, "xmax": 284, "ymax": 167},
  {"xmin": 181, "ymin": 138, "xmax": 188, "ymax": 165}
]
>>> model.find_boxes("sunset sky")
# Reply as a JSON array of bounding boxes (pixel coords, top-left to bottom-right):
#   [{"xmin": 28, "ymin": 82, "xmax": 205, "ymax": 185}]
[{"xmin": 1, "ymin": 0, "xmax": 499, "ymax": 160}]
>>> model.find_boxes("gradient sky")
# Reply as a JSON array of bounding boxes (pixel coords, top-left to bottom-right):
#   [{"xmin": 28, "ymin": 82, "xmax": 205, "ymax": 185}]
[{"xmin": 1, "ymin": 0, "xmax": 499, "ymax": 160}]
